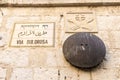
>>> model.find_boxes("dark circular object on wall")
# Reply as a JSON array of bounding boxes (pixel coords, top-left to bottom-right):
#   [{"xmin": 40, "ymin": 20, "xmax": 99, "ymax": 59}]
[{"xmin": 63, "ymin": 32, "xmax": 106, "ymax": 69}]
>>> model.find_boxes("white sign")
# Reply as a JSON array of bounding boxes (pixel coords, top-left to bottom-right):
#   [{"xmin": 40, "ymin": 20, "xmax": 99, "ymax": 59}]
[{"xmin": 10, "ymin": 22, "xmax": 55, "ymax": 47}]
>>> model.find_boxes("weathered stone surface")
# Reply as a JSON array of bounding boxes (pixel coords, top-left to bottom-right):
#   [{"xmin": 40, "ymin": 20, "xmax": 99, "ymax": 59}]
[
  {"xmin": 0, "ymin": 16, "xmax": 2, "ymax": 27},
  {"xmin": 29, "ymin": 49, "xmax": 58, "ymax": 67},
  {"xmin": 10, "ymin": 68, "xmax": 33, "ymax": 80},
  {"xmin": 34, "ymin": 68, "xmax": 58, "ymax": 80},
  {"xmin": 29, "ymin": 49, "xmax": 47, "ymax": 67},
  {"xmin": 92, "ymin": 68, "xmax": 119, "ymax": 80},
  {"xmin": 0, "ymin": 49, "xmax": 29, "ymax": 67},
  {"xmin": 97, "ymin": 16, "xmax": 120, "ymax": 31},
  {"xmin": 98, "ymin": 49, "xmax": 120, "ymax": 69},
  {"xmin": 78, "ymin": 70, "xmax": 91, "ymax": 80},
  {"xmin": 0, "ymin": 32, "xmax": 7, "ymax": 47},
  {"xmin": 0, "ymin": 67, "xmax": 6, "ymax": 78},
  {"xmin": 55, "ymin": 48, "xmax": 71, "ymax": 67},
  {"xmin": 59, "ymin": 68, "xmax": 78, "ymax": 80},
  {"xmin": 0, "ymin": 79, "xmax": 5, "ymax": 80}
]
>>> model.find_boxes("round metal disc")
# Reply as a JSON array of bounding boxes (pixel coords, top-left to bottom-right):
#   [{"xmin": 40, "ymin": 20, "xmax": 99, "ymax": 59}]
[{"xmin": 63, "ymin": 32, "xmax": 106, "ymax": 69}]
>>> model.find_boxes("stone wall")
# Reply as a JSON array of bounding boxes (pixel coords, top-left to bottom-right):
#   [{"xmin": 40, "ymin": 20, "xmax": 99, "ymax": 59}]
[{"xmin": 0, "ymin": 1, "xmax": 120, "ymax": 80}]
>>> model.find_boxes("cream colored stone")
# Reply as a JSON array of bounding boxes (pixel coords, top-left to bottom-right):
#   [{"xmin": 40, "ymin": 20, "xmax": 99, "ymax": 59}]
[
  {"xmin": 110, "ymin": 31, "xmax": 120, "ymax": 42},
  {"xmin": 0, "ymin": 49, "xmax": 29, "ymax": 67},
  {"xmin": 60, "ymin": 67, "xmax": 78, "ymax": 80},
  {"xmin": 100, "ymin": 49, "xmax": 120, "ymax": 68},
  {"xmin": 92, "ymin": 68, "xmax": 118, "ymax": 80},
  {"xmin": 0, "ymin": 16, "xmax": 2, "ymax": 27},
  {"xmin": 10, "ymin": 68, "xmax": 33, "ymax": 80},
  {"xmin": 0, "ymin": 79, "xmax": 5, "ymax": 80},
  {"xmin": 46, "ymin": 51, "xmax": 57, "ymax": 67},
  {"xmin": 98, "ymin": 31, "xmax": 110, "ymax": 41},
  {"xmin": 114, "ymin": 42, "xmax": 120, "ymax": 49},
  {"xmin": 29, "ymin": 49, "xmax": 47, "ymax": 67},
  {"xmin": 55, "ymin": 48, "xmax": 71, "ymax": 67},
  {"xmin": 78, "ymin": 70, "xmax": 91, "ymax": 80},
  {"xmin": 0, "ymin": 67, "xmax": 6, "ymax": 78},
  {"xmin": 97, "ymin": 16, "xmax": 120, "ymax": 31},
  {"xmin": 34, "ymin": 68, "xmax": 58, "ymax": 80},
  {"xmin": 98, "ymin": 31, "xmax": 120, "ymax": 42},
  {"xmin": 0, "ymin": 32, "xmax": 7, "ymax": 47}
]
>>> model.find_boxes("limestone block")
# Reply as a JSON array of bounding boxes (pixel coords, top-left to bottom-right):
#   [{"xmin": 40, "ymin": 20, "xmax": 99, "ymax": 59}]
[
  {"xmin": 0, "ymin": 32, "xmax": 7, "ymax": 47},
  {"xmin": 10, "ymin": 68, "xmax": 33, "ymax": 80},
  {"xmin": 99, "ymin": 31, "xmax": 120, "ymax": 42},
  {"xmin": 0, "ymin": 16, "xmax": 2, "ymax": 27},
  {"xmin": 55, "ymin": 48, "xmax": 71, "ymax": 67},
  {"xmin": 29, "ymin": 49, "xmax": 58, "ymax": 67},
  {"xmin": 97, "ymin": 16, "xmax": 120, "ymax": 31},
  {"xmin": 111, "ymin": 31, "xmax": 120, "ymax": 42},
  {"xmin": 97, "ymin": 31, "xmax": 120, "ymax": 48},
  {"xmin": 92, "ymin": 68, "xmax": 118, "ymax": 80},
  {"xmin": 59, "ymin": 68, "xmax": 78, "ymax": 80},
  {"xmin": 101, "ymin": 49, "xmax": 120, "ymax": 68},
  {"xmin": 114, "ymin": 42, "xmax": 120, "ymax": 49},
  {"xmin": 0, "ymin": 49, "xmax": 29, "ymax": 67},
  {"xmin": 98, "ymin": 49, "xmax": 120, "ymax": 69},
  {"xmin": 34, "ymin": 68, "xmax": 58, "ymax": 80},
  {"xmin": 29, "ymin": 49, "xmax": 47, "ymax": 67},
  {"xmin": 0, "ymin": 67, "xmax": 6, "ymax": 78},
  {"xmin": 78, "ymin": 70, "xmax": 91, "ymax": 80},
  {"xmin": 98, "ymin": 31, "xmax": 110, "ymax": 41},
  {"xmin": 46, "ymin": 51, "xmax": 57, "ymax": 67},
  {"xmin": 0, "ymin": 79, "xmax": 5, "ymax": 80},
  {"xmin": 107, "ymin": 41, "xmax": 120, "ymax": 49}
]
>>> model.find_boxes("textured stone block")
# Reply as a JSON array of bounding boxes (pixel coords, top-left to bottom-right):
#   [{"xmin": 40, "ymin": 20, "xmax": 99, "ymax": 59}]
[
  {"xmin": 55, "ymin": 48, "xmax": 71, "ymax": 67},
  {"xmin": 29, "ymin": 49, "xmax": 47, "ymax": 67},
  {"xmin": 0, "ymin": 32, "xmax": 7, "ymax": 47},
  {"xmin": 111, "ymin": 31, "xmax": 120, "ymax": 42},
  {"xmin": 0, "ymin": 49, "xmax": 29, "ymax": 67},
  {"xmin": 100, "ymin": 49, "xmax": 120, "ymax": 68},
  {"xmin": 60, "ymin": 68, "xmax": 78, "ymax": 80},
  {"xmin": 34, "ymin": 68, "xmax": 58, "ymax": 80},
  {"xmin": 0, "ymin": 16, "xmax": 2, "ymax": 27},
  {"xmin": 29, "ymin": 49, "xmax": 58, "ymax": 67},
  {"xmin": 0, "ymin": 79, "xmax": 5, "ymax": 80},
  {"xmin": 103, "ymin": 31, "xmax": 120, "ymax": 42},
  {"xmin": 78, "ymin": 70, "xmax": 91, "ymax": 80},
  {"xmin": 97, "ymin": 16, "xmax": 120, "ymax": 31},
  {"xmin": 10, "ymin": 68, "xmax": 33, "ymax": 80},
  {"xmin": 98, "ymin": 31, "xmax": 110, "ymax": 41},
  {"xmin": 0, "ymin": 67, "xmax": 6, "ymax": 78},
  {"xmin": 92, "ymin": 68, "xmax": 118, "ymax": 80}
]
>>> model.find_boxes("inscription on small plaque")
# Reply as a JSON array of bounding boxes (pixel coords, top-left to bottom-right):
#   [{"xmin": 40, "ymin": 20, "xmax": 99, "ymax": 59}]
[
  {"xmin": 10, "ymin": 22, "xmax": 55, "ymax": 47},
  {"xmin": 65, "ymin": 12, "xmax": 97, "ymax": 32}
]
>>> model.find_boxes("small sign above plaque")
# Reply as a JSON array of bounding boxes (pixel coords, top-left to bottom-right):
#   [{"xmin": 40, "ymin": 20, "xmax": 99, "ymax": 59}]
[
  {"xmin": 10, "ymin": 22, "xmax": 55, "ymax": 47},
  {"xmin": 65, "ymin": 12, "xmax": 97, "ymax": 32}
]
